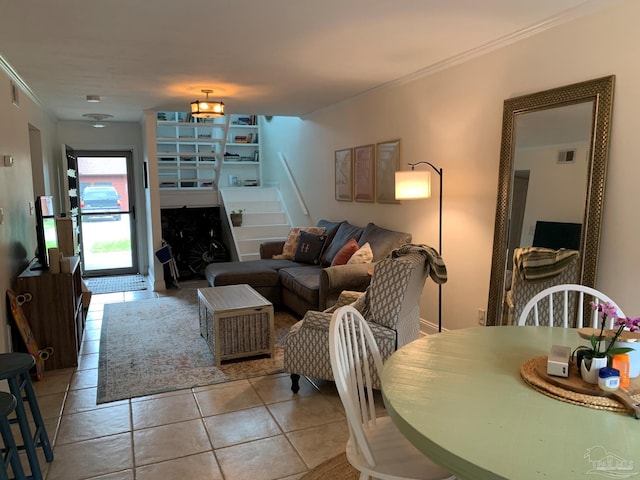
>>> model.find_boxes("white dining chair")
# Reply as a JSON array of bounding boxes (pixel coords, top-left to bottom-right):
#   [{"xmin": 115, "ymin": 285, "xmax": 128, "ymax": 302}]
[
  {"xmin": 517, "ymin": 284, "xmax": 625, "ymax": 328},
  {"xmin": 329, "ymin": 305, "xmax": 456, "ymax": 480}
]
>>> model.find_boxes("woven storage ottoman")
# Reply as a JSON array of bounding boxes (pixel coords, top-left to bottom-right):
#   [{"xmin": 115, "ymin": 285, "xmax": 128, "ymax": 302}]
[{"xmin": 198, "ymin": 284, "xmax": 274, "ymax": 366}]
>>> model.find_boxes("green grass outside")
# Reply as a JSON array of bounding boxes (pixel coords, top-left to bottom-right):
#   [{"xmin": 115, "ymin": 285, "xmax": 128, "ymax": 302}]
[
  {"xmin": 91, "ymin": 239, "xmax": 131, "ymax": 253},
  {"xmin": 44, "ymin": 218, "xmax": 58, "ymax": 249},
  {"xmin": 43, "ymin": 218, "xmax": 131, "ymax": 253}
]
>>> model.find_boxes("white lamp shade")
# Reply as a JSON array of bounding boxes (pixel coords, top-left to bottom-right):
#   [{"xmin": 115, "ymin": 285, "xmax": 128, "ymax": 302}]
[{"xmin": 395, "ymin": 170, "xmax": 431, "ymax": 199}]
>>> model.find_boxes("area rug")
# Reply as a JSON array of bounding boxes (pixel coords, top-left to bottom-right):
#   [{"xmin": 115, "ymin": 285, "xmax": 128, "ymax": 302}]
[
  {"xmin": 84, "ymin": 274, "xmax": 147, "ymax": 294},
  {"xmin": 97, "ymin": 290, "xmax": 298, "ymax": 403},
  {"xmin": 301, "ymin": 453, "xmax": 358, "ymax": 480}
]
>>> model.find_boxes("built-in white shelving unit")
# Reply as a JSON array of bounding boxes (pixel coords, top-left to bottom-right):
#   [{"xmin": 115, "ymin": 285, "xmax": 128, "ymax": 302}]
[
  {"xmin": 223, "ymin": 114, "xmax": 261, "ymax": 188},
  {"xmin": 153, "ymin": 112, "xmax": 261, "ymax": 208}
]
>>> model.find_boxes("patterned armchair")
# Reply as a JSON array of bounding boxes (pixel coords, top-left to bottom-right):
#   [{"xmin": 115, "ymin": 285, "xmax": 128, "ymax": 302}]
[
  {"xmin": 283, "ymin": 250, "xmax": 435, "ymax": 393},
  {"xmin": 506, "ymin": 247, "xmax": 580, "ymax": 325}
]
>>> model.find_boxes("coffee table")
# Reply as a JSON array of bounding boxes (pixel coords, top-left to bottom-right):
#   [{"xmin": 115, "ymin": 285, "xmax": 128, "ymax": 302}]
[{"xmin": 197, "ymin": 284, "xmax": 274, "ymax": 366}]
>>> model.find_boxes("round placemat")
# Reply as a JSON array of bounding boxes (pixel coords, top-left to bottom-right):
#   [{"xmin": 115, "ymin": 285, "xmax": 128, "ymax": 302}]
[{"xmin": 520, "ymin": 356, "xmax": 640, "ymax": 413}]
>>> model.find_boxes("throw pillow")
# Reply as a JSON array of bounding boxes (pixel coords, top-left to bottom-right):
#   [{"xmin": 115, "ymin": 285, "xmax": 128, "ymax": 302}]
[
  {"xmin": 331, "ymin": 238, "xmax": 360, "ymax": 266},
  {"xmin": 321, "ymin": 221, "xmax": 364, "ymax": 265},
  {"xmin": 347, "ymin": 242, "xmax": 373, "ymax": 264},
  {"xmin": 293, "ymin": 231, "xmax": 328, "ymax": 265},
  {"xmin": 273, "ymin": 226, "xmax": 326, "ymax": 259}
]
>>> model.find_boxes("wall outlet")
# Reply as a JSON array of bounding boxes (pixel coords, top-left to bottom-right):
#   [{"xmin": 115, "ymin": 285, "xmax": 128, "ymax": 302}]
[{"xmin": 477, "ymin": 309, "xmax": 486, "ymax": 326}]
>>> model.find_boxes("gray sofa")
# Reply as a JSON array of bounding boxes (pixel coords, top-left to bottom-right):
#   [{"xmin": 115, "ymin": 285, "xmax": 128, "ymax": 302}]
[{"xmin": 204, "ymin": 219, "xmax": 411, "ymax": 317}]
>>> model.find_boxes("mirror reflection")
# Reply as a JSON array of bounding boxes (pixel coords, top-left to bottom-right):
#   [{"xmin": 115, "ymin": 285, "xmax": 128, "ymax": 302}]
[
  {"xmin": 486, "ymin": 76, "xmax": 615, "ymax": 326},
  {"xmin": 508, "ymin": 102, "xmax": 593, "ymax": 264}
]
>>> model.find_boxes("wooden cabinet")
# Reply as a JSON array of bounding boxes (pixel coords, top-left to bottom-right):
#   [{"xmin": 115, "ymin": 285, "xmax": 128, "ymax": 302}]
[{"xmin": 16, "ymin": 256, "xmax": 84, "ymax": 370}]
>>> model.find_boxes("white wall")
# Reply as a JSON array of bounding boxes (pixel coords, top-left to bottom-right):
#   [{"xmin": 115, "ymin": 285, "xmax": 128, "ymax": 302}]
[
  {"xmin": 0, "ymin": 72, "xmax": 58, "ymax": 352},
  {"xmin": 262, "ymin": 0, "xmax": 640, "ymax": 329},
  {"xmin": 516, "ymin": 144, "xmax": 589, "ymax": 247}
]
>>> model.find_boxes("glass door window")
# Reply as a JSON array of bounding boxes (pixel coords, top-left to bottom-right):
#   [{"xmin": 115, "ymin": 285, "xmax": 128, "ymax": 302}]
[{"xmin": 76, "ymin": 151, "xmax": 138, "ymax": 275}]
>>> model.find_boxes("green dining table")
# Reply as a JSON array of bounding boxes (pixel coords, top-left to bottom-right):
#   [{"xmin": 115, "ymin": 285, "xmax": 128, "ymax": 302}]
[{"xmin": 381, "ymin": 326, "xmax": 640, "ymax": 480}]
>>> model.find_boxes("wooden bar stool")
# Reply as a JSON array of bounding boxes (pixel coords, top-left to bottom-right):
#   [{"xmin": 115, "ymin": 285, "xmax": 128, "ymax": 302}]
[
  {"xmin": 0, "ymin": 354, "xmax": 53, "ymax": 480},
  {"xmin": 0, "ymin": 392, "xmax": 26, "ymax": 480}
]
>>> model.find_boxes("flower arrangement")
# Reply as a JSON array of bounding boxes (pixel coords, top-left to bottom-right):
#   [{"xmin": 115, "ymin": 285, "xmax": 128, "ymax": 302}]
[{"xmin": 573, "ymin": 301, "xmax": 640, "ymax": 368}]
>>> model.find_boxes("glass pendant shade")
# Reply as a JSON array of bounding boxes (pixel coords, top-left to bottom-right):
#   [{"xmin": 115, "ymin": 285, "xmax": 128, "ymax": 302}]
[{"xmin": 191, "ymin": 90, "xmax": 225, "ymax": 118}]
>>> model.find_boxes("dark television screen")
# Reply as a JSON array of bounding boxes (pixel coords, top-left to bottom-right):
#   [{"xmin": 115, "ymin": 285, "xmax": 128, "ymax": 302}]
[
  {"xmin": 34, "ymin": 195, "xmax": 57, "ymax": 269},
  {"xmin": 532, "ymin": 221, "xmax": 582, "ymax": 251}
]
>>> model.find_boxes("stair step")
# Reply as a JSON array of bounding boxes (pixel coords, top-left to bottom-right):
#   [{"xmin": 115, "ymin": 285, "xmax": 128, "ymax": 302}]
[
  {"xmin": 227, "ymin": 201, "xmax": 283, "ymax": 214},
  {"xmin": 222, "ymin": 187, "xmax": 280, "ymax": 202},
  {"xmin": 237, "ymin": 238, "xmax": 270, "ymax": 255},
  {"xmin": 221, "ymin": 186, "xmax": 291, "ymax": 262},
  {"xmin": 233, "ymin": 224, "xmax": 291, "ymax": 239},
  {"xmin": 241, "ymin": 212, "xmax": 287, "ymax": 225}
]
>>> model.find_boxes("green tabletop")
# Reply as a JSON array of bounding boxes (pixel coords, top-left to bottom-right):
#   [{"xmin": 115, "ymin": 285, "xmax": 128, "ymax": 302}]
[{"xmin": 381, "ymin": 326, "xmax": 640, "ymax": 480}]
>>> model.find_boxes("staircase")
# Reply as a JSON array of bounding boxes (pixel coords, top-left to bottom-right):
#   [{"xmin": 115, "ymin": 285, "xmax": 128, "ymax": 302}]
[{"xmin": 221, "ymin": 187, "xmax": 291, "ymax": 261}]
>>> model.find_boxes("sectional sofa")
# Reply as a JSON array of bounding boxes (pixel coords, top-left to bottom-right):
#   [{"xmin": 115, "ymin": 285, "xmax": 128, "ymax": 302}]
[{"xmin": 204, "ymin": 219, "xmax": 412, "ymax": 316}]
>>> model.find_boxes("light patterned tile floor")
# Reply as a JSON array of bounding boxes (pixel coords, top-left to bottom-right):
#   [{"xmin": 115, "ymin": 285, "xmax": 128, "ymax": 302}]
[{"xmin": 21, "ymin": 285, "xmax": 368, "ymax": 480}]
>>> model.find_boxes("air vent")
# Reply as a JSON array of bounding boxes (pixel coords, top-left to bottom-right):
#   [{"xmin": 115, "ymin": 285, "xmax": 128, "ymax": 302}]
[{"xmin": 558, "ymin": 149, "xmax": 576, "ymax": 164}]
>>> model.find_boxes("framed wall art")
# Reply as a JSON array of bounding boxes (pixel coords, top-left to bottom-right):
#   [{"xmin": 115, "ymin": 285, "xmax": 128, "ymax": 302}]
[
  {"xmin": 353, "ymin": 144, "xmax": 375, "ymax": 202},
  {"xmin": 376, "ymin": 139, "xmax": 400, "ymax": 203},
  {"xmin": 335, "ymin": 148, "xmax": 353, "ymax": 201}
]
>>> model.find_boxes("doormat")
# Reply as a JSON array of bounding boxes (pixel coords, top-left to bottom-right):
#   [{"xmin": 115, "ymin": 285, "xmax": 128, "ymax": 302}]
[{"xmin": 84, "ymin": 274, "xmax": 147, "ymax": 294}]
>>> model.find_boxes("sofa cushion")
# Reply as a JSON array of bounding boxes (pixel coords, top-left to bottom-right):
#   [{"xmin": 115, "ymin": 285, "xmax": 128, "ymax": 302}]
[
  {"xmin": 293, "ymin": 231, "xmax": 328, "ymax": 265},
  {"xmin": 331, "ymin": 238, "xmax": 360, "ymax": 266},
  {"xmin": 205, "ymin": 259, "xmax": 298, "ymax": 287},
  {"xmin": 347, "ymin": 242, "xmax": 373, "ymax": 264},
  {"xmin": 316, "ymin": 219, "xmax": 343, "ymax": 246},
  {"xmin": 359, "ymin": 222, "xmax": 412, "ymax": 261},
  {"xmin": 279, "ymin": 265, "xmax": 324, "ymax": 306},
  {"xmin": 273, "ymin": 226, "xmax": 326, "ymax": 260},
  {"xmin": 321, "ymin": 222, "xmax": 365, "ymax": 265}
]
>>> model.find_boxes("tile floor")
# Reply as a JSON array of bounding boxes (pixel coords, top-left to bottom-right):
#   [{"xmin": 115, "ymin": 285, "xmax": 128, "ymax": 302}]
[{"xmin": 21, "ymin": 286, "xmax": 384, "ymax": 480}]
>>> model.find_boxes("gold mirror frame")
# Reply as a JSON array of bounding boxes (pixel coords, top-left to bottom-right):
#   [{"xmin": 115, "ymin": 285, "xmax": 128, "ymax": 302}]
[{"xmin": 486, "ymin": 75, "xmax": 615, "ymax": 326}]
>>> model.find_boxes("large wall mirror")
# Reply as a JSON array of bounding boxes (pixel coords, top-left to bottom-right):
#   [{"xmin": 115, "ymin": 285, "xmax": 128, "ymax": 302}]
[{"xmin": 486, "ymin": 75, "xmax": 615, "ymax": 326}]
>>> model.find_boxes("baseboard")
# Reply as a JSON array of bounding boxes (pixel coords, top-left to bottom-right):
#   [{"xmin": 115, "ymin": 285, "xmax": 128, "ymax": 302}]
[{"xmin": 420, "ymin": 318, "xmax": 442, "ymax": 335}]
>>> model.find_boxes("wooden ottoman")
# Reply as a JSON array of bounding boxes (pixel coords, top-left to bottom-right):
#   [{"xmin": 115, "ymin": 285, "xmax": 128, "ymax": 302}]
[{"xmin": 198, "ymin": 284, "xmax": 274, "ymax": 366}]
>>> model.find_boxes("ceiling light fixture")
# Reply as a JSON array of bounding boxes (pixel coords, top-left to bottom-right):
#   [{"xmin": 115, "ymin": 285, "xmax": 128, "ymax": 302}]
[
  {"xmin": 191, "ymin": 89, "xmax": 224, "ymax": 118},
  {"xmin": 82, "ymin": 113, "xmax": 113, "ymax": 128},
  {"xmin": 86, "ymin": 95, "xmax": 100, "ymax": 103}
]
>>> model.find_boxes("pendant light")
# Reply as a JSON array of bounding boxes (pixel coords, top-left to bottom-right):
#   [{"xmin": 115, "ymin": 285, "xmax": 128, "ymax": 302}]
[{"xmin": 191, "ymin": 89, "xmax": 225, "ymax": 118}]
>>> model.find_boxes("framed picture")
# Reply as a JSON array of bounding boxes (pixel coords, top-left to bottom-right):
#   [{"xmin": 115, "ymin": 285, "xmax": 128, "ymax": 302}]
[
  {"xmin": 376, "ymin": 139, "xmax": 401, "ymax": 203},
  {"xmin": 354, "ymin": 144, "xmax": 375, "ymax": 202},
  {"xmin": 335, "ymin": 148, "xmax": 353, "ymax": 201}
]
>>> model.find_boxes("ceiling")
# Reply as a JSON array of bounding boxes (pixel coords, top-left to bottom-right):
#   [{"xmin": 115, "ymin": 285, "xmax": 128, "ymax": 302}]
[{"xmin": 0, "ymin": 0, "xmax": 615, "ymax": 123}]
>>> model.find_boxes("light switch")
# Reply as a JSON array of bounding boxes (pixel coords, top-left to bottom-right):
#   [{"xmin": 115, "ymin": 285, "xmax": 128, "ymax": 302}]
[{"xmin": 3, "ymin": 155, "xmax": 13, "ymax": 167}]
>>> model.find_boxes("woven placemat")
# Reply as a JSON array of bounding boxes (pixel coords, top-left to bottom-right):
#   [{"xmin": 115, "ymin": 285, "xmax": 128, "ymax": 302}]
[{"xmin": 520, "ymin": 356, "xmax": 640, "ymax": 413}]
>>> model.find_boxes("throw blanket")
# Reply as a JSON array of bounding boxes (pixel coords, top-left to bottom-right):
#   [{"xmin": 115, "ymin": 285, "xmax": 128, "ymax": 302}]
[
  {"xmin": 391, "ymin": 244, "xmax": 447, "ymax": 284},
  {"xmin": 514, "ymin": 247, "xmax": 579, "ymax": 280}
]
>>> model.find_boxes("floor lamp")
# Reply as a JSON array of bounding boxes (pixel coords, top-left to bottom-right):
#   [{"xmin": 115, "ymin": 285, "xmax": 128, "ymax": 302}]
[{"xmin": 395, "ymin": 161, "xmax": 443, "ymax": 332}]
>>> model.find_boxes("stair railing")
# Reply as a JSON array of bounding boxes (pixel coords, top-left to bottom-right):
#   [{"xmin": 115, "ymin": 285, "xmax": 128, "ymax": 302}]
[{"xmin": 278, "ymin": 152, "xmax": 309, "ymax": 216}]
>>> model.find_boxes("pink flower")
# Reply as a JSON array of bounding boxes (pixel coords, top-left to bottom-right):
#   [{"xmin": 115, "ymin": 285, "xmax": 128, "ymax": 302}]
[
  {"xmin": 613, "ymin": 316, "xmax": 640, "ymax": 332},
  {"xmin": 591, "ymin": 301, "xmax": 619, "ymax": 321}
]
